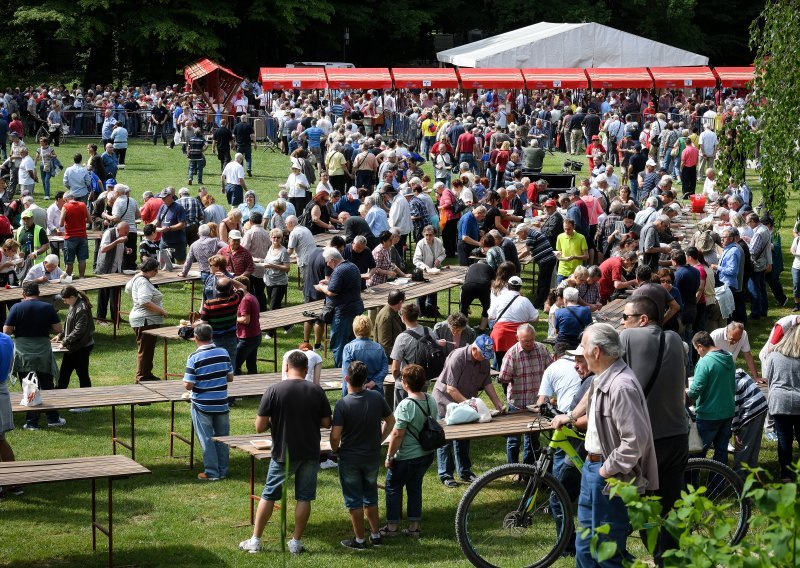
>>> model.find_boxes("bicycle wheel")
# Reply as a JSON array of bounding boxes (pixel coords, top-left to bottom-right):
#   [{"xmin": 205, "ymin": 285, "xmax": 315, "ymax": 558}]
[
  {"xmin": 455, "ymin": 463, "xmax": 574, "ymax": 568},
  {"xmin": 684, "ymin": 458, "xmax": 750, "ymax": 545}
]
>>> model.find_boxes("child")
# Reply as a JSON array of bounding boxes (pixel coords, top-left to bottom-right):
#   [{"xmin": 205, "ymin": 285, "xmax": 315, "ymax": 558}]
[{"xmin": 138, "ymin": 223, "xmax": 159, "ymax": 262}]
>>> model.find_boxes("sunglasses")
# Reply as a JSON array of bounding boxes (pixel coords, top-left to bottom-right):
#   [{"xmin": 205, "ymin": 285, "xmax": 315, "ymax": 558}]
[{"xmin": 621, "ymin": 313, "xmax": 642, "ymax": 320}]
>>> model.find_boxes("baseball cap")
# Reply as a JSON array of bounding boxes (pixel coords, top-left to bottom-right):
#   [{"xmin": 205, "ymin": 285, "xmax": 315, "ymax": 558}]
[
  {"xmin": 228, "ymin": 230, "xmax": 242, "ymax": 240},
  {"xmin": 178, "ymin": 187, "xmax": 190, "ymax": 196},
  {"xmin": 645, "ymin": 158, "xmax": 657, "ymax": 167},
  {"xmin": 474, "ymin": 335, "xmax": 495, "ymax": 360},
  {"xmin": 543, "ymin": 198, "xmax": 557, "ymax": 207},
  {"xmin": 106, "ymin": 178, "xmax": 117, "ymax": 187},
  {"xmin": 347, "ymin": 186, "xmax": 359, "ymax": 197},
  {"xmin": 20, "ymin": 209, "xmax": 33, "ymax": 219},
  {"xmin": 566, "ymin": 344, "xmax": 585, "ymax": 356},
  {"xmin": 508, "ymin": 276, "xmax": 523, "ymax": 287},
  {"xmin": 315, "ymin": 186, "xmax": 330, "ymax": 196},
  {"xmin": 9, "ymin": 131, "xmax": 19, "ymax": 138},
  {"xmin": 290, "ymin": 158, "xmax": 301, "ymax": 169},
  {"xmin": 157, "ymin": 187, "xmax": 175, "ymax": 199}
]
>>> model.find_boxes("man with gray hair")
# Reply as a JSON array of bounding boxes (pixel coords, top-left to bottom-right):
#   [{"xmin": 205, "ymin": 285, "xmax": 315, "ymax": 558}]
[
  {"xmin": 551, "ymin": 323, "xmax": 658, "ymax": 566},
  {"xmin": 108, "ymin": 183, "xmax": 140, "ymax": 269},
  {"xmin": 221, "ymin": 152, "xmax": 247, "ymax": 206},
  {"xmin": 183, "ymin": 322, "xmax": 234, "ymax": 481},
  {"xmin": 639, "ymin": 214, "xmax": 672, "ymax": 271},
  {"xmin": 315, "ymin": 247, "xmax": 364, "ymax": 367},
  {"xmin": 22, "ymin": 195, "xmax": 47, "ymax": 229},
  {"xmin": 711, "ymin": 226, "xmax": 745, "ymax": 321},
  {"xmin": 95, "ymin": 221, "xmax": 131, "ymax": 320}
]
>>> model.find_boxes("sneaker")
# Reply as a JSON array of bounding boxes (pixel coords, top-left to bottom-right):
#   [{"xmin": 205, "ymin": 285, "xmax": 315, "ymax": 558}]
[
  {"xmin": 283, "ymin": 325, "xmax": 294, "ymax": 335},
  {"xmin": 313, "ymin": 343, "xmax": 322, "ymax": 350},
  {"xmin": 766, "ymin": 431, "xmax": 779, "ymax": 442},
  {"xmin": 239, "ymin": 537, "xmax": 261, "ymax": 553},
  {"xmin": 340, "ymin": 538, "xmax": 367, "ymax": 551},
  {"xmin": 287, "ymin": 539, "xmax": 304, "ymax": 555},
  {"xmin": 369, "ymin": 535, "xmax": 383, "ymax": 547},
  {"xmin": 68, "ymin": 407, "xmax": 91, "ymax": 413},
  {"xmin": 264, "ymin": 332, "xmax": 272, "ymax": 340},
  {"xmin": 23, "ymin": 423, "xmax": 39, "ymax": 431},
  {"xmin": 118, "ymin": 164, "xmax": 125, "ymax": 169},
  {"xmin": 320, "ymin": 458, "xmax": 338, "ymax": 470},
  {"xmin": 198, "ymin": 472, "xmax": 220, "ymax": 481},
  {"xmin": 47, "ymin": 418, "xmax": 67, "ymax": 427},
  {"xmin": 9, "ymin": 485, "xmax": 24, "ymax": 496}
]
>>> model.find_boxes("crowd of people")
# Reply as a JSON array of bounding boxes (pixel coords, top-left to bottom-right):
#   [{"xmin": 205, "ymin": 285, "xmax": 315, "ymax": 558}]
[{"xmin": 0, "ymin": 80, "xmax": 798, "ymax": 567}]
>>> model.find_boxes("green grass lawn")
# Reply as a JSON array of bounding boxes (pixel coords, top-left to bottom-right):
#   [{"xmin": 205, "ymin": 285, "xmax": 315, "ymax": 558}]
[{"xmin": 0, "ymin": 137, "xmax": 793, "ymax": 567}]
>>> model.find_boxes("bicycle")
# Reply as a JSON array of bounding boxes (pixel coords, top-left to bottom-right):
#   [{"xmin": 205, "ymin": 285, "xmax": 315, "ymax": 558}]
[{"xmin": 454, "ymin": 403, "xmax": 750, "ymax": 568}]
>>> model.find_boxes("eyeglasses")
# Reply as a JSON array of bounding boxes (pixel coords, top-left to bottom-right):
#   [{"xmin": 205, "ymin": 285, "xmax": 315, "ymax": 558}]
[
  {"xmin": 621, "ymin": 313, "xmax": 642, "ymax": 320},
  {"xmin": 660, "ymin": 279, "xmax": 671, "ymax": 284}
]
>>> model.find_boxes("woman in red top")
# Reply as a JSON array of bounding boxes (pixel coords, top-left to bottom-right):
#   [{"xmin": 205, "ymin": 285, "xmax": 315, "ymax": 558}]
[
  {"xmin": 494, "ymin": 141, "xmax": 511, "ymax": 189},
  {"xmin": 436, "ymin": 182, "xmax": 460, "ymax": 258}
]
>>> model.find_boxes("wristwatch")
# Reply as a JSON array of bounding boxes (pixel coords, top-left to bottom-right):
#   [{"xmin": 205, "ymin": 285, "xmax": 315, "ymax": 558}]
[{"xmin": 567, "ymin": 411, "xmax": 576, "ymax": 424}]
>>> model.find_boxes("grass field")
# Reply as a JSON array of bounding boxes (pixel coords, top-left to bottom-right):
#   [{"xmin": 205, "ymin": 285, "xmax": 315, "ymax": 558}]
[{"xmin": 0, "ymin": 137, "xmax": 793, "ymax": 567}]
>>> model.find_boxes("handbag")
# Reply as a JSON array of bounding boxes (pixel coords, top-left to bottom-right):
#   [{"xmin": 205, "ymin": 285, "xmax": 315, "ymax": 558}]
[{"xmin": 20, "ymin": 372, "xmax": 42, "ymax": 407}]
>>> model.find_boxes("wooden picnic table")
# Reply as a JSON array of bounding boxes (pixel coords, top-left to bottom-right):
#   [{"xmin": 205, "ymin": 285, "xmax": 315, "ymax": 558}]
[
  {"xmin": 144, "ymin": 267, "xmax": 467, "ymax": 378},
  {"xmin": 215, "ymin": 408, "xmax": 544, "ymax": 524},
  {"xmin": 312, "ymin": 230, "xmax": 343, "ymax": 247},
  {"xmin": 11, "ymin": 384, "xmax": 168, "ymax": 460},
  {"xmin": 0, "ymin": 455, "xmax": 150, "ymax": 567}
]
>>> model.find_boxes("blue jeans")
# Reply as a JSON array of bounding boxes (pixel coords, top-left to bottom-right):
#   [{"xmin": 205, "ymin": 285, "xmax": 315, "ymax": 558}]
[
  {"xmin": 235, "ymin": 335, "xmax": 262, "ymax": 375},
  {"xmin": 458, "ymin": 153, "xmax": 478, "ymax": 173},
  {"xmin": 747, "ymin": 270, "xmax": 768, "ymax": 317},
  {"xmin": 188, "ymin": 160, "xmax": 204, "ymax": 183},
  {"xmin": 262, "ymin": 458, "xmax": 320, "ymax": 502},
  {"xmin": 385, "ymin": 453, "xmax": 434, "ymax": 523},
  {"xmin": 191, "ymin": 407, "xmax": 230, "ymax": 478},
  {"xmin": 339, "ymin": 460, "xmax": 380, "ymax": 509},
  {"xmin": 661, "ymin": 153, "xmax": 674, "ymax": 176},
  {"xmin": 437, "ymin": 420, "xmax": 472, "ymax": 480},
  {"xmin": 225, "ymin": 183, "xmax": 243, "ymax": 206},
  {"xmin": 550, "ymin": 448, "xmax": 581, "ymax": 554},
  {"xmin": 629, "ymin": 178, "xmax": 639, "ymax": 204},
  {"xmin": 240, "ymin": 145, "xmax": 252, "ymax": 172},
  {"xmin": 576, "ymin": 461, "xmax": 632, "ymax": 568},
  {"xmin": 695, "ymin": 417, "xmax": 732, "ymax": 465},
  {"xmin": 330, "ymin": 314, "xmax": 355, "ymax": 368},
  {"xmin": 506, "ymin": 431, "xmax": 540, "ymax": 465},
  {"xmin": 39, "ymin": 166, "xmax": 52, "ymax": 197},
  {"xmin": 793, "ymin": 268, "xmax": 800, "ymax": 300}
]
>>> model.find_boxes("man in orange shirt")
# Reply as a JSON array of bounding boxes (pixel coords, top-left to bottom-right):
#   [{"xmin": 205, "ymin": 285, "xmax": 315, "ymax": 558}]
[{"xmin": 680, "ymin": 138, "xmax": 700, "ymax": 199}]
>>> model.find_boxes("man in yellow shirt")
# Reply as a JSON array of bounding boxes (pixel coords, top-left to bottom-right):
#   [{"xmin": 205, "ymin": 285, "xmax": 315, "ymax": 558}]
[
  {"xmin": 420, "ymin": 112, "xmax": 438, "ymax": 159},
  {"xmin": 555, "ymin": 219, "xmax": 588, "ymax": 282}
]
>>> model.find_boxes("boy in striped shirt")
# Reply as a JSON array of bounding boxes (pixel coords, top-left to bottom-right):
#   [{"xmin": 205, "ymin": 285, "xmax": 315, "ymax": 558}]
[{"xmin": 183, "ymin": 323, "xmax": 234, "ymax": 481}]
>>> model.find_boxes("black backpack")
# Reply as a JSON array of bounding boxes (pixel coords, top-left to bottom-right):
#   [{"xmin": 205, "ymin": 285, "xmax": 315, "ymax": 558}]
[
  {"xmin": 406, "ymin": 327, "xmax": 446, "ymax": 381},
  {"xmin": 297, "ymin": 201, "xmax": 315, "ymax": 229},
  {"xmin": 407, "ymin": 396, "xmax": 446, "ymax": 451}
]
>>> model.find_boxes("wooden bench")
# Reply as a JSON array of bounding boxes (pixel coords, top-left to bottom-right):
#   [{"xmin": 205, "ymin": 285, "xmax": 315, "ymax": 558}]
[
  {"xmin": 214, "ymin": 410, "xmax": 544, "ymax": 524},
  {"xmin": 0, "ymin": 455, "xmax": 150, "ymax": 567},
  {"xmin": 11, "ymin": 385, "xmax": 168, "ymax": 460}
]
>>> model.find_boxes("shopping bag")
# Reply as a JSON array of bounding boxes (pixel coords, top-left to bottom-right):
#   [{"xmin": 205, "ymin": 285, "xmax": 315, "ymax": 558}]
[
  {"xmin": 469, "ymin": 397, "xmax": 493, "ymax": 423},
  {"xmin": 20, "ymin": 372, "xmax": 42, "ymax": 407},
  {"xmin": 444, "ymin": 401, "xmax": 480, "ymax": 425}
]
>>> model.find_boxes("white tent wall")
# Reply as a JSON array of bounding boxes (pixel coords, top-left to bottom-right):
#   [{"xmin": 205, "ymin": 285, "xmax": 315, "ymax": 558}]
[{"xmin": 437, "ymin": 22, "xmax": 708, "ymax": 68}]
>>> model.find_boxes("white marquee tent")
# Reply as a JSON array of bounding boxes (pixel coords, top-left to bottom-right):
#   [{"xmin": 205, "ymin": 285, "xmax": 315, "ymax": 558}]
[{"xmin": 436, "ymin": 22, "xmax": 709, "ymax": 68}]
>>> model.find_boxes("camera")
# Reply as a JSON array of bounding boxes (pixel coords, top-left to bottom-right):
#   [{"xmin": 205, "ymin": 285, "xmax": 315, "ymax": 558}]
[{"xmin": 563, "ymin": 160, "xmax": 583, "ymax": 172}]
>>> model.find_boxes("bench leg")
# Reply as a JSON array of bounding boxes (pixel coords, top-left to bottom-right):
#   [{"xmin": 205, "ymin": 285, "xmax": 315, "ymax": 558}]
[
  {"xmin": 168, "ymin": 401, "xmax": 196, "ymax": 469},
  {"xmin": 111, "ymin": 405, "xmax": 136, "ymax": 460},
  {"xmin": 91, "ymin": 478, "xmax": 115, "ymax": 567}
]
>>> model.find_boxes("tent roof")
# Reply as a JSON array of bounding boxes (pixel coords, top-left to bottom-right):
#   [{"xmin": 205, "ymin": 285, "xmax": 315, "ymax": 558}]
[
  {"xmin": 325, "ymin": 68, "xmax": 392, "ymax": 89},
  {"xmin": 713, "ymin": 67, "xmax": 754, "ymax": 88},
  {"xmin": 522, "ymin": 68, "xmax": 588, "ymax": 89},
  {"xmin": 456, "ymin": 68, "xmax": 525, "ymax": 89},
  {"xmin": 649, "ymin": 66, "xmax": 717, "ymax": 88},
  {"xmin": 391, "ymin": 68, "xmax": 459, "ymax": 89},
  {"xmin": 260, "ymin": 67, "xmax": 327, "ymax": 90},
  {"xmin": 585, "ymin": 67, "xmax": 653, "ymax": 89},
  {"xmin": 184, "ymin": 58, "xmax": 242, "ymax": 86},
  {"xmin": 437, "ymin": 22, "xmax": 708, "ymax": 69}
]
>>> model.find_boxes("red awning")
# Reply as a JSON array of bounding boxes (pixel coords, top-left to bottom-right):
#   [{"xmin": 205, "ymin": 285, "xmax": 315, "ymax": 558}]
[
  {"xmin": 456, "ymin": 68, "xmax": 525, "ymax": 89},
  {"xmin": 391, "ymin": 68, "xmax": 459, "ymax": 89},
  {"xmin": 521, "ymin": 68, "xmax": 589, "ymax": 90},
  {"xmin": 260, "ymin": 67, "xmax": 327, "ymax": 91},
  {"xmin": 585, "ymin": 67, "xmax": 654, "ymax": 89},
  {"xmin": 324, "ymin": 68, "xmax": 393, "ymax": 90},
  {"xmin": 184, "ymin": 58, "xmax": 242, "ymax": 87},
  {"xmin": 649, "ymin": 66, "xmax": 717, "ymax": 88},
  {"xmin": 713, "ymin": 67, "xmax": 755, "ymax": 88}
]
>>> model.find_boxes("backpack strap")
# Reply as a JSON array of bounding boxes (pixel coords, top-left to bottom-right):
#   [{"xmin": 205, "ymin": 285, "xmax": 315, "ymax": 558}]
[
  {"xmin": 643, "ymin": 331, "xmax": 667, "ymax": 399},
  {"xmin": 405, "ymin": 395, "xmax": 433, "ymax": 443}
]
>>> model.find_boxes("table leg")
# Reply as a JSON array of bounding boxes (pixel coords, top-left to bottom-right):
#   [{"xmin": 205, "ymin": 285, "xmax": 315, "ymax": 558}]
[
  {"xmin": 113, "ymin": 286, "xmax": 120, "ymax": 340},
  {"xmin": 272, "ymin": 334, "xmax": 277, "ymax": 373},
  {"xmin": 130, "ymin": 405, "xmax": 135, "ymax": 461},
  {"xmin": 91, "ymin": 478, "xmax": 97, "ymax": 550},
  {"xmin": 169, "ymin": 401, "xmax": 175, "ymax": 458},
  {"xmin": 111, "ymin": 406, "xmax": 117, "ymax": 455},
  {"xmin": 250, "ymin": 454, "xmax": 255, "ymax": 525},
  {"xmin": 190, "ymin": 280, "xmax": 197, "ymax": 313},
  {"xmin": 90, "ymin": 478, "xmax": 115, "ymax": 567},
  {"xmin": 162, "ymin": 338, "xmax": 168, "ymax": 380},
  {"xmin": 111, "ymin": 405, "xmax": 135, "ymax": 458}
]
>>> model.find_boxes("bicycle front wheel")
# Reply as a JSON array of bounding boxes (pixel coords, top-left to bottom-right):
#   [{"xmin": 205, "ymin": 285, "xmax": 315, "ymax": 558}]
[
  {"xmin": 455, "ymin": 463, "xmax": 574, "ymax": 568},
  {"xmin": 684, "ymin": 458, "xmax": 750, "ymax": 545}
]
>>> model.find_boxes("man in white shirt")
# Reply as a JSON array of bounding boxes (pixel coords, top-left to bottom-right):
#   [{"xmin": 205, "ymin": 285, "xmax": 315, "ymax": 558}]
[
  {"xmin": 698, "ymin": 124, "xmax": 718, "ymax": 173},
  {"xmin": 388, "ymin": 187, "xmax": 413, "ymax": 256},
  {"xmin": 46, "ymin": 191, "xmax": 65, "ymax": 236},
  {"xmin": 286, "ymin": 215, "xmax": 316, "ymax": 281},
  {"xmin": 537, "ymin": 343, "xmax": 581, "ymax": 412},
  {"xmin": 281, "ymin": 344, "xmax": 323, "ymax": 383},
  {"xmin": 221, "ymin": 153, "xmax": 248, "ymax": 207},
  {"xmin": 604, "ymin": 165, "xmax": 620, "ymax": 194},
  {"xmin": 702, "ymin": 168, "xmax": 718, "ymax": 200},
  {"xmin": 283, "ymin": 158, "xmax": 310, "ymax": 214},
  {"xmin": 711, "ymin": 322, "xmax": 760, "ymax": 381},
  {"xmin": 17, "ymin": 147, "xmax": 37, "ymax": 196}
]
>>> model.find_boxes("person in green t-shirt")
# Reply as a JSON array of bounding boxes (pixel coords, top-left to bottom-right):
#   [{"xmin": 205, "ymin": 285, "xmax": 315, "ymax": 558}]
[
  {"xmin": 381, "ymin": 364, "xmax": 437, "ymax": 538},
  {"xmin": 555, "ymin": 219, "xmax": 588, "ymax": 280},
  {"xmin": 688, "ymin": 331, "xmax": 736, "ymax": 465}
]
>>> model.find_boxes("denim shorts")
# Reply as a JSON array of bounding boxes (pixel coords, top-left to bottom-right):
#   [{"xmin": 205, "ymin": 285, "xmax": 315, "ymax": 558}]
[
  {"xmin": 338, "ymin": 460, "xmax": 380, "ymax": 510},
  {"xmin": 64, "ymin": 237, "xmax": 89, "ymax": 263},
  {"xmin": 262, "ymin": 458, "xmax": 320, "ymax": 502}
]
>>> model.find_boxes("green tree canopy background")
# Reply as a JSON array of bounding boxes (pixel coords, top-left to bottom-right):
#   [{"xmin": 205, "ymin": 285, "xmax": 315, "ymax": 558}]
[{"xmin": 1, "ymin": 0, "xmax": 762, "ymax": 86}]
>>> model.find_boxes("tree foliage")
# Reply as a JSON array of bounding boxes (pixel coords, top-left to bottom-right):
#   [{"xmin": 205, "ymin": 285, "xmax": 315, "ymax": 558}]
[{"xmin": 747, "ymin": 0, "xmax": 800, "ymax": 226}]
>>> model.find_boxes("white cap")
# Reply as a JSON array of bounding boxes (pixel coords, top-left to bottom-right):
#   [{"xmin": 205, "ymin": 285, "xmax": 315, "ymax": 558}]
[
  {"xmin": 347, "ymin": 186, "xmax": 359, "ymax": 197},
  {"xmin": 228, "ymin": 230, "xmax": 243, "ymax": 240},
  {"xmin": 646, "ymin": 158, "xmax": 657, "ymax": 167}
]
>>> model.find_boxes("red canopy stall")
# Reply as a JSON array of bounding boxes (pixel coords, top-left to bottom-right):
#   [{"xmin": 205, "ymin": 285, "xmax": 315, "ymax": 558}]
[
  {"xmin": 183, "ymin": 58, "xmax": 242, "ymax": 111},
  {"xmin": 259, "ymin": 67, "xmax": 327, "ymax": 91},
  {"xmin": 585, "ymin": 67, "xmax": 654, "ymax": 89},
  {"xmin": 390, "ymin": 68, "xmax": 460, "ymax": 89},
  {"xmin": 324, "ymin": 68, "xmax": 393, "ymax": 90},
  {"xmin": 521, "ymin": 68, "xmax": 589, "ymax": 90},
  {"xmin": 649, "ymin": 66, "xmax": 717, "ymax": 88},
  {"xmin": 713, "ymin": 67, "xmax": 755, "ymax": 88},
  {"xmin": 456, "ymin": 68, "xmax": 526, "ymax": 90}
]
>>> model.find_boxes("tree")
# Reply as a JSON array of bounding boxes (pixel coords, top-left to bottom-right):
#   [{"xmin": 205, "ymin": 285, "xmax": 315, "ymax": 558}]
[{"xmin": 747, "ymin": 0, "xmax": 800, "ymax": 225}]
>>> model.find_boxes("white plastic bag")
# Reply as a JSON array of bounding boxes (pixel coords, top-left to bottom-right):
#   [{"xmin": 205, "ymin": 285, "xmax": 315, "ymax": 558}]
[
  {"xmin": 444, "ymin": 402, "xmax": 479, "ymax": 425},
  {"xmin": 714, "ymin": 284, "xmax": 734, "ymax": 320},
  {"xmin": 688, "ymin": 420, "xmax": 704, "ymax": 453},
  {"xmin": 20, "ymin": 372, "xmax": 42, "ymax": 407},
  {"xmin": 469, "ymin": 397, "xmax": 493, "ymax": 423},
  {"xmin": 173, "ymin": 128, "xmax": 182, "ymax": 145}
]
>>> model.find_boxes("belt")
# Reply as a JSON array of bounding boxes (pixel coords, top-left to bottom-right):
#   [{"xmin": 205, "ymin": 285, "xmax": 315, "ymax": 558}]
[{"xmin": 587, "ymin": 453, "xmax": 604, "ymax": 463}]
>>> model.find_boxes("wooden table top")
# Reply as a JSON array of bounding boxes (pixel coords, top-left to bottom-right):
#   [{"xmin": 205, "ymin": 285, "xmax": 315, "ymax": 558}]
[
  {"xmin": 48, "ymin": 231, "xmax": 104, "ymax": 243},
  {"xmin": 313, "ymin": 231, "xmax": 343, "ymax": 247},
  {"xmin": 11, "ymin": 384, "xmax": 167, "ymax": 413},
  {"xmin": 0, "ymin": 455, "xmax": 150, "ymax": 485},
  {"xmin": 214, "ymin": 429, "xmax": 334, "ymax": 460}
]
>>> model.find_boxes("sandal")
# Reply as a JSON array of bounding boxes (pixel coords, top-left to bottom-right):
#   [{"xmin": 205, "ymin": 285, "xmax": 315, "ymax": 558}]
[
  {"xmin": 402, "ymin": 528, "xmax": 421, "ymax": 538},
  {"xmin": 442, "ymin": 478, "xmax": 459, "ymax": 488},
  {"xmin": 379, "ymin": 525, "xmax": 399, "ymax": 537}
]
